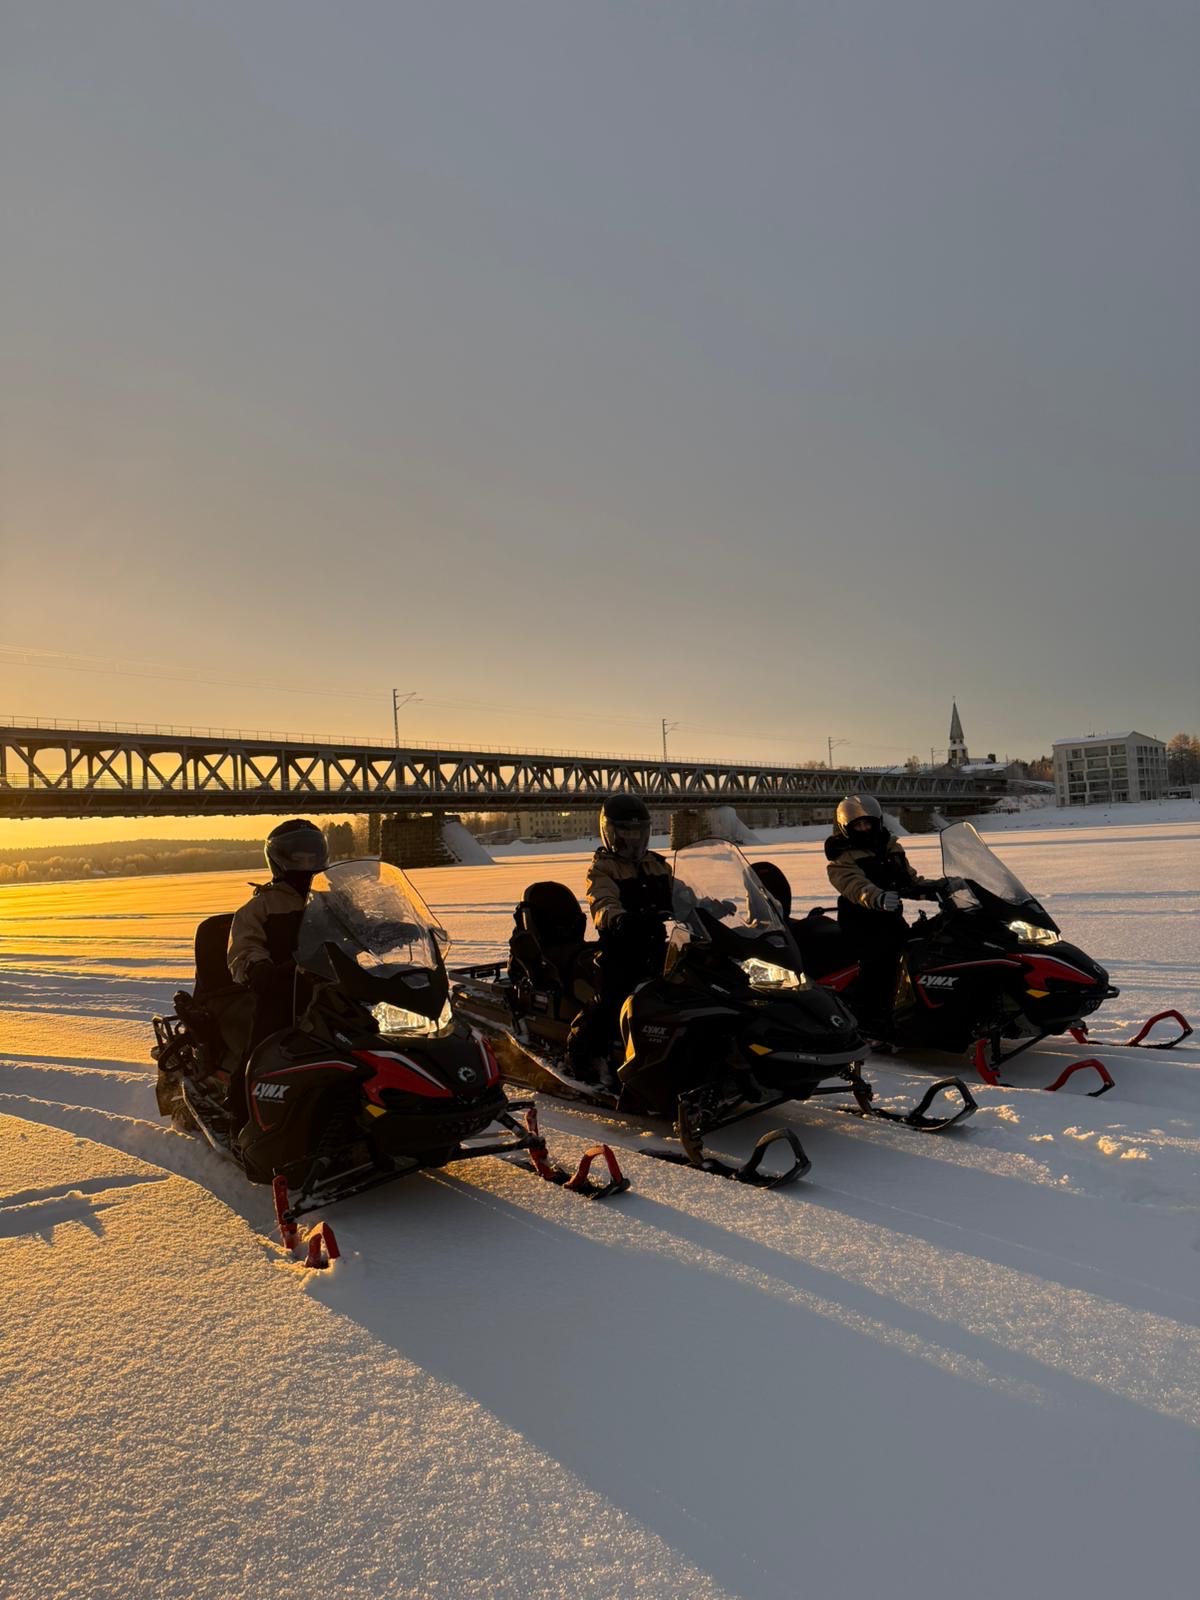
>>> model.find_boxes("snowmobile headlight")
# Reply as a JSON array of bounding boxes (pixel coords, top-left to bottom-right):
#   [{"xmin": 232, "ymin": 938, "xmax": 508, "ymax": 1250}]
[
  {"xmin": 739, "ymin": 958, "xmax": 802, "ymax": 991},
  {"xmin": 1007, "ymin": 920, "xmax": 1058, "ymax": 948},
  {"xmin": 371, "ymin": 998, "xmax": 455, "ymax": 1038}
]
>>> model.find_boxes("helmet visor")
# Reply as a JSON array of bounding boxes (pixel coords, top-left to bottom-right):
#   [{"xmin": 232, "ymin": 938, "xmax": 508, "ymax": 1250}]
[
  {"xmin": 611, "ymin": 821, "xmax": 650, "ymax": 861},
  {"xmin": 269, "ymin": 831, "xmax": 329, "ymax": 874}
]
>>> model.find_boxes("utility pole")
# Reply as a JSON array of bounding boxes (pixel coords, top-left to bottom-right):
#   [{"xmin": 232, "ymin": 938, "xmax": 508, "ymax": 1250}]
[
  {"xmin": 392, "ymin": 688, "xmax": 419, "ymax": 746},
  {"xmin": 661, "ymin": 718, "xmax": 680, "ymax": 762},
  {"xmin": 827, "ymin": 736, "xmax": 850, "ymax": 769}
]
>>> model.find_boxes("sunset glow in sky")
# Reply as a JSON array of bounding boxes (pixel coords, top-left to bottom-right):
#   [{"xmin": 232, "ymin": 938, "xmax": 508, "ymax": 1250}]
[{"xmin": 3, "ymin": 1, "xmax": 1197, "ymax": 810}]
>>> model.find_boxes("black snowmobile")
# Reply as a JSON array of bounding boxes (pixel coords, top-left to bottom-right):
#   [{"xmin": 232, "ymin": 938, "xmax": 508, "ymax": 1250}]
[
  {"xmin": 450, "ymin": 839, "xmax": 976, "ymax": 1187},
  {"xmin": 152, "ymin": 859, "xmax": 627, "ymax": 1249},
  {"xmin": 752, "ymin": 822, "xmax": 1192, "ymax": 1095}
]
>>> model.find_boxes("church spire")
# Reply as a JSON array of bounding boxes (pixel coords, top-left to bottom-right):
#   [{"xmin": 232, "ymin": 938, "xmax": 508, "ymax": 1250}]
[{"xmin": 948, "ymin": 700, "xmax": 968, "ymax": 766}]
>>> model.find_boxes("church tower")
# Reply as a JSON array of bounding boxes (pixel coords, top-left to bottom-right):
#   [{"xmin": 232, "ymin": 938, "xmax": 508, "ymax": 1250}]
[{"xmin": 948, "ymin": 701, "xmax": 968, "ymax": 767}]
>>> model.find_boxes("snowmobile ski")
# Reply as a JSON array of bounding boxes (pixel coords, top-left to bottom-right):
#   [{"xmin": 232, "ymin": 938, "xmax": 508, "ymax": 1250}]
[
  {"xmin": 509, "ymin": 1102, "xmax": 630, "ymax": 1198},
  {"xmin": 837, "ymin": 1062, "xmax": 980, "ymax": 1128},
  {"xmin": 486, "ymin": 1029, "xmax": 975, "ymax": 1189},
  {"xmin": 1069, "ymin": 1009, "xmax": 1194, "ymax": 1051},
  {"xmin": 971, "ymin": 1038, "xmax": 1115, "ymax": 1096}
]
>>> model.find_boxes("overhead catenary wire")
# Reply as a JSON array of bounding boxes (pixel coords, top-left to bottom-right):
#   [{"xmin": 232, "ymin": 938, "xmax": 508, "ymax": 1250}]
[{"xmin": 0, "ymin": 643, "xmax": 1050, "ymax": 760}]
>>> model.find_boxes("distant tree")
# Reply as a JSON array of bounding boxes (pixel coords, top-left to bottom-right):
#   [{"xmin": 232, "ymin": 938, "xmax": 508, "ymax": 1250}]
[
  {"xmin": 904, "ymin": 754, "xmax": 922, "ymax": 771},
  {"xmin": 1167, "ymin": 733, "xmax": 1200, "ymax": 785},
  {"xmin": 1026, "ymin": 754, "xmax": 1054, "ymax": 781},
  {"xmin": 323, "ymin": 821, "xmax": 356, "ymax": 861}
]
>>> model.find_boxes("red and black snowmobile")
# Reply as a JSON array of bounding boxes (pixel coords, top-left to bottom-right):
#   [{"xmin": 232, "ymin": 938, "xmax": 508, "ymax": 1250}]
[
  {"xmin": 152, "ymin": 859, "xmax": 626, "ymax": 1252},
  {"xmin": 753, "ymin": 822, "xmax": 1192, "ymax": 1095},
  {"xmin": 450, "ymin": 839, "xmax": 976, "ymax": 1187}
]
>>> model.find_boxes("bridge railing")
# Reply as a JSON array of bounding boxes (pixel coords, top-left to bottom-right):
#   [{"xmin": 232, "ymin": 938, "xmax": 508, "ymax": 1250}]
[{"xmin": 0, "ymin": 714, "xmax": 889, "ymax": 773}]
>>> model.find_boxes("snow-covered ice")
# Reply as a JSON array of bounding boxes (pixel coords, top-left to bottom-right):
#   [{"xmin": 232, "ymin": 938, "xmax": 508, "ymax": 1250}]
[{"xmin": 2, "ymin": 813, "xmax": 1198, "ymax": 1599}]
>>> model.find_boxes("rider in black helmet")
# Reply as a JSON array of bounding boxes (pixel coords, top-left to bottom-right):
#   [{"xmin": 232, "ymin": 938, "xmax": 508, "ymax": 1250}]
[
  {"xmin": 567, "ymin": 794, "xmax": 673, "ymax": 1088},
  {"xmin": 824, "ymin": 794, "xmax": 944, "ymax": 1040},
  {"xmin": 228, "ymin": 819, "xmax": 330, "ymax": 1048}
]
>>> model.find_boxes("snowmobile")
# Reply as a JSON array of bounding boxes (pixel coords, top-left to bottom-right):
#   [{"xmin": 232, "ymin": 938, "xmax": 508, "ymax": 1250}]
[
  {"xmin": 751, "ymin": 822, "xmax": 1192, "ymax": 1095},
  {"xmin": 450, "ymin": 838, "xmax": 976, "ymax": 1187},
  {"xmin": 152, "ymin": 859, "xmax": 627, "ymax": 1250}
]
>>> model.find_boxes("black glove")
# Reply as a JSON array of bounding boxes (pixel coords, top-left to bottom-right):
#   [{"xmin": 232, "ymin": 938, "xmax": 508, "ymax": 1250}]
[
  {"xmin": 699, "ymin": 897, "xmax": 738, "ymax": 919},
  {"xmin": 629, "ymin": 907, "xmax": 666, "ymax": 931},
  {"xmin": 247, "ymin": 960, "xmax": 281, "ymax": 996},
  {"xmin": 934, "ymin": 877, "xmax": 968, "ymax": 895},
  {"xmin": 879, "ymin": 891, "xmax": 902, "ymax": 913}
]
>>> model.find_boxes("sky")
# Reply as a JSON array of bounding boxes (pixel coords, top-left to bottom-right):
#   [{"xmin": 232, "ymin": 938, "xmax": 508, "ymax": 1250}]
[{"xmin": 3, "ymin": 0, "xmax": 1198, "ymax": 809}]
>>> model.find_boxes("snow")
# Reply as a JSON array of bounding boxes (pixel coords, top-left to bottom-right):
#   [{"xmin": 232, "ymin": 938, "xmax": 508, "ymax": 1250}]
[
  {"xmin": 481, "ymin": 796, "xmax": 1200, "ymax": 858},
  {"xmin": 439, "ymin": 816, "xmax": 495, "ymax": 866},
  {"xmin": 2, "ymin": 816, "xmax": 1199, "ymax": 1599},
  {"xmin": 705, "ymin": 804, "xmax": 762, "ymax": 845}
]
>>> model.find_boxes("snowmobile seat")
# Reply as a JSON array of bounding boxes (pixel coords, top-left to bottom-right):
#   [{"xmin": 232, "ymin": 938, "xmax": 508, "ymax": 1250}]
[
  {"xmin": 194, "ymin": 912, "xmax": 238, "ymax": 1000},
  {"xmin": 749, "ymin": 865, "xmax": 856, "ymax": 978},
  {"xmin": 185, "ymin": 911, "xmax": 255, "ymax": 1078},
  {"xmin": 750, "ymin": 861, "xmax": 793, "ymax": 920},
  {"xmin": 509, "ymin": 881, "xmax": 598, "ymax": 1004},
  {"xmin": 790, "ymin": 908, "xmax": 857, "ymax": 980}
]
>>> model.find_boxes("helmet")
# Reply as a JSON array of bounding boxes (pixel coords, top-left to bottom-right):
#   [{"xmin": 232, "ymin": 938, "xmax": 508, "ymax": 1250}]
[
  {"xmin": 834, "ymin": 793, "xmax": 883, "ymax": 839},
  {"xmin": 265, "ymin": 819, "xmax": 329, "ymax": 878},
  {"xmin": 599, "ymin": 794, "xmax": 652, "ymax": 862}
]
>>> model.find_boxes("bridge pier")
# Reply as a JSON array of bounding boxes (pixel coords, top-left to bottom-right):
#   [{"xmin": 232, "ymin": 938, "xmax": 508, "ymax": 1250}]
[
  {"xmin": 895, "ymin": 806, "xmax": 942, "ymax": 835},
  {"xmin": 379, "ymin": 811, "xmax": 456, "ymax": 869},
  {"xmin": 669, "ymin": 809, "xmax": 710, "ymax": 848},
  {"xmin": 669, "ymin": 806, "xmax": 762, "ymax": 847}
]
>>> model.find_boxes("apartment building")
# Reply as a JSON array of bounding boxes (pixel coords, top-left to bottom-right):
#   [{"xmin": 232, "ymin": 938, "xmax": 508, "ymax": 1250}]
[{"xmin": 1052, "ymin": 732, "xmax": 1168, "ymax": 805}]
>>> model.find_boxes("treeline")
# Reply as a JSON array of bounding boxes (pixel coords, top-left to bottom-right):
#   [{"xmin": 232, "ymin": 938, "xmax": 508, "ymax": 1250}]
[
  {"xmin": 0, "ymin": 839, "xmax": 262, "ymax": 885},
  {"xmin": 0, "ymin": 820, "xmax": 365, "ymax": 886},
  {"xmin": 1168, "ymin": 733, "xmax": 1200, "ymax": 785}
]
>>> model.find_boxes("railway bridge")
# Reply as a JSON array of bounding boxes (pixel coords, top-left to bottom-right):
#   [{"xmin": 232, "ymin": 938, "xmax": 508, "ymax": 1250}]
[{"xmin": 0, "ymin": 720, "xmax": 1008, "ymax": 860}]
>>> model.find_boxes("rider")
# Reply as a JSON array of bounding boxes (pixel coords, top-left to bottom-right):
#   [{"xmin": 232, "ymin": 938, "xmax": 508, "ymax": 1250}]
[
  {"xmin": 824, "ymin": 795, "xmax": 944, "ymax": 1040},
  {"xmin": 568, "ymin": 794, "xmax": 674, "ymax": 1088},
  {"xmin": 228, "ymin": 818, "xmax": 329, "ymax": 1050}
]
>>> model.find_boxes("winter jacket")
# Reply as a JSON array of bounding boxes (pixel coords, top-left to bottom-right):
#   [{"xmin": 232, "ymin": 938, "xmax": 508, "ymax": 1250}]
[
  {"xmin": 227, "ymin": 879, "xmax": 307, "ymax": 986},
  {"xmin": 585, "ymin": 849, "xmax": 674, "ymax": 935},
  {"xmin": 824, "ymin": 831, "xmax": 936, "ymax": 913}
]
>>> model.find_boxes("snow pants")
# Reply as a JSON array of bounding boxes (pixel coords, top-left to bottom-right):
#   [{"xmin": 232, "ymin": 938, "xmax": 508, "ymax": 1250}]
[{"xmin": 836, "ymin": 901, "xmax": 909, "ymax": 1031}]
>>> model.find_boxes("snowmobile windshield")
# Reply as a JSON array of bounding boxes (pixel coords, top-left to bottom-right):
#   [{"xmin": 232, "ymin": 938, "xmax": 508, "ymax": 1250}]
[
  {"xmin": 296, "ymin": 859, "xmax": 453, "ymax": 1029},
  {"xmin": 299, "ymin": 858, "xmax": 448, "ymax": 974},
  {"xmin": 938, "ymin": 823, "xmax": 1058, "ymax": 933},
  {"xmin": 671, "ymin": 839, "xmax": 804, "ymax": 987}
]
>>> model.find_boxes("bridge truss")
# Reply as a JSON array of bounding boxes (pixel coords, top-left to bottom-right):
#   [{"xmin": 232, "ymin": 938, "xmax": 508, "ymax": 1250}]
[{"xmin": 0, "ymin": 723, "xmax": 1005, "ymax": 819}]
